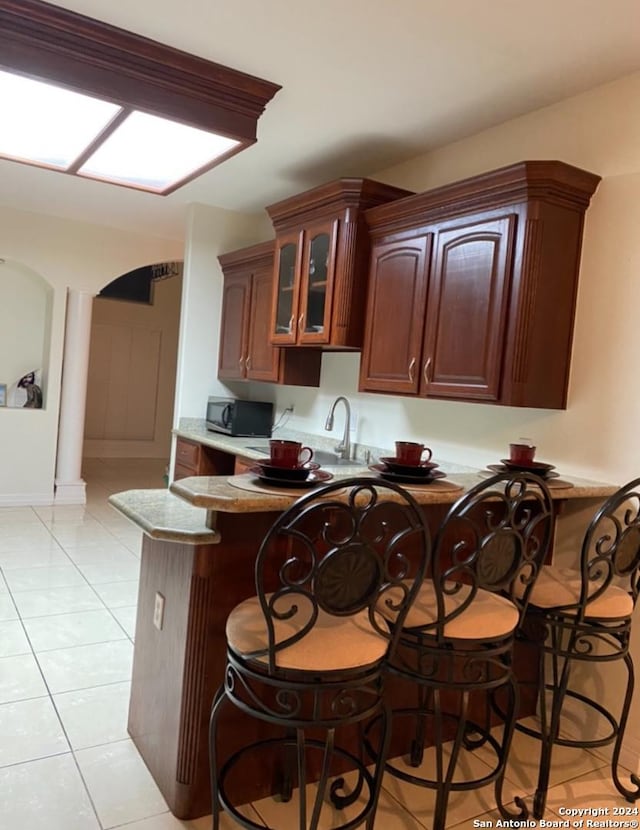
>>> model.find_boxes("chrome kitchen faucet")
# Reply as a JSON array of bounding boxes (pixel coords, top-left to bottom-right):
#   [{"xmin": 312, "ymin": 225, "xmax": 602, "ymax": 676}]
[{"xmin": 324, "ymin": 396, "xmax": 352, "ymax": 461}]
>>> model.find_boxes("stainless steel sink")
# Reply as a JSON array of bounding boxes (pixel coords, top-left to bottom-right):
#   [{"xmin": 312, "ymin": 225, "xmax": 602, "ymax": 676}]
[
  {"xmin": 305, "ymin": 450, "xmax": 360, "ymax": 467},
  {"xmin": 244, "ymin": 446, "xmax": 359, "ymax": 467}
]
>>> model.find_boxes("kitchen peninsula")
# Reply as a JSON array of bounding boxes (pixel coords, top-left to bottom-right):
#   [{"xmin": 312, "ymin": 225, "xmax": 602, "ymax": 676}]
[{"xmin": 109, "ymin": 422, "xmax": 617, "ymax": 820}]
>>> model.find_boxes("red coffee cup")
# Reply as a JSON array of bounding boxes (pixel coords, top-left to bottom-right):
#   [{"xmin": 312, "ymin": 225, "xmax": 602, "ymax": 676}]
[
  {"xmin": 395, "ymin": 441, "xmax": 433, "ymax": 466},
  {"xmin": 269, "ymin": 439, "xmax": 314, "ymax": 468},
  {"xmin": 509, "ymin": 442, "xmax": 536, "ymax": 465}
]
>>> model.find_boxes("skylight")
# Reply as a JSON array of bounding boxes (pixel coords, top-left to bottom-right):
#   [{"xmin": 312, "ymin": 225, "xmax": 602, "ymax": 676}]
[
  {"xmin": 0, "ymin": 0, "xmax": 280, "ymax": 196},
  {"xmin": 0, "ymin": 70, "xmax": 241, "ymax": 193},
  {"xmin": 0, "ymin": 70, "xmax": 120, "ymax": 169},
  {"xmin": 78, "ymin": 111, "xmax": 240, "ymax": 192}
]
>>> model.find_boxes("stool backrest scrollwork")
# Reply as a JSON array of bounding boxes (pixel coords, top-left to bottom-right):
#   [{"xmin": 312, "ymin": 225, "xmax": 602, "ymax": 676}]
[
  {"xmin": 428, "ymin": 472, "xmax": 555, "ymax": 642},
  {"xmin": 575, "ymin": 477, "xmax": 640, "ymax": 622},
  {"xmin": 253, "ymin": 477, "xmax": 432, "ymax": 674}
]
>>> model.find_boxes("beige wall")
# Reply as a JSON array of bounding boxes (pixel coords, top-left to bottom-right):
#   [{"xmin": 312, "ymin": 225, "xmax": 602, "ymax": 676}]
[
  {"xmin": 0, "ymin": 206, "xmax": 183, "ymax": 505},
  {"xmin": 0, "ymin": 260, "xmax": 52, "ymax": 402},
  {"xmin": 83, "ymin": 274, "xmax": 183, "ymax": 459},
  {"xmin": 174, "ymin": 203, "xmax": 272, "ymax": 419},
  {"xmin": 249, "ymin": 70, "xmax": 640, "ymax": 487}
]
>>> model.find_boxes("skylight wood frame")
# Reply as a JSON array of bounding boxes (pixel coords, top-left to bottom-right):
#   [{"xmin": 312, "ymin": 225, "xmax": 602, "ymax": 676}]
[{"xmin": 0, "ymin": 0, "xmax": 281, "ymax": 194}]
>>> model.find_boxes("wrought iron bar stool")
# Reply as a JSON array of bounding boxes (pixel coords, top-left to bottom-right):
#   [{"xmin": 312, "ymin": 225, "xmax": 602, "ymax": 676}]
[
  {"xmin": 374, "ymin": 472, "xmax": 554, "ymax": 830},
  {"xmin": 208, "ymin": 477, "xmax": 431, "ymax": 830},
  {"xmin": 514, "ymin": 478, "xmax": 640, "ymax": 818}
]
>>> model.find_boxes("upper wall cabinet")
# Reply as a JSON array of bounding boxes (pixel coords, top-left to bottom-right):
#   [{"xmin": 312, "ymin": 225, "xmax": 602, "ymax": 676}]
[
  {"xmin": 266, "ymin": 178, "xmax": 412, "ymax": 350},
  {"xmin": 359, "ymin": 161, "xmax": 601, "ymax": 409},
  {"xmin": 218, "ymin": 241, "xmax": 321, "ymax": 387}
]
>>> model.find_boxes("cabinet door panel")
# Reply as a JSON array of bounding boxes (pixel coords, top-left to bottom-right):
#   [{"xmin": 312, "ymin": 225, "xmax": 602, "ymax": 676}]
[
  {"xmin": 175, "ymin": 437, "xmax": 200, "ymax": 469},
  {"xmin": 218, "ymin": 274, "xmax": 251, "ymax": 379},
  {"xmin": 421, "ymin": 215, "xmax": 515, "ymax": 401},
  {"xmin": 173, "ymin": 462, "xmax": 196, "ymax": 481},
  {"xmin": 359, "ymin": 236, "xmax": 431, "ymax": 394},
  {"xmin": 298, "ymin": 218, "xmax": 338, "ymax": 344},
  {"xmin": 271, "ymin": 232, "xmax": 302, "ymax": 344},
  {"xmin": 246, "ymin": 266, "xmax": 280, "ymax": 382}
]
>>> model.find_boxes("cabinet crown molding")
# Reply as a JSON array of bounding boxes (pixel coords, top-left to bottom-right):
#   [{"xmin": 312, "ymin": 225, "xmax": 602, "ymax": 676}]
[
  {"xmin": 0, "ymin": 0, "xmax": 281, "ymax": 139},
  {"xmin": 217, "ymin": 240, "xmax": 275, "ymax": 273},
  {"xmin": 365, "ymin": 161, "xmax": 601, "ymax": 237},
  {"xmin": 266, "ymin": 177, "xmax": 413, "ymax": 230}
]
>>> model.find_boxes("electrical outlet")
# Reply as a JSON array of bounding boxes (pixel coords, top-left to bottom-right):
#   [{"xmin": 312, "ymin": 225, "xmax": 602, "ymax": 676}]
[
  {"xmin": 153, "ymin": 592, "xmax": 165, "ymax": 631},
  {"xmin": 350, "ymin": 408, "xmax": 358, "ymax": 433}
]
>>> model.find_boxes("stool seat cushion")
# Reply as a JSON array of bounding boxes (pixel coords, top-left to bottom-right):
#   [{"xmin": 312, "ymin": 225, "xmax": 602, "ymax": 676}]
[
  {"xmin": 381, "ymin": 581, "xmax": 519, "ymax": 640},
  {"xmin": 226, "ymin": 594, "xmax": 388, "ymax": 672},
  {"xmin": 523, "ymin": 565, "xmax": 634, "ymax": 619}
]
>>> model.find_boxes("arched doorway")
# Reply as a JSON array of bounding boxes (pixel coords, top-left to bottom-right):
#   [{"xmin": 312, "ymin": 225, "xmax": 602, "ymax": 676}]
[{"xmin": 83, "ymin": 261, "xmax": 183, "ymax": 467}]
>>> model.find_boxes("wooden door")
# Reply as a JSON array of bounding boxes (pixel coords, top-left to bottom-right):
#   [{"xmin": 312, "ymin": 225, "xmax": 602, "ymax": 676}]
[
  {"xmin": 218, "ymin": 272, "xmax": 251, "ymax": 380},
  {"xmin": 420, "ymin": 214, "xmax": 515, "ymax": 401},
  {"xmin": 270, "ymin": 230, "xmax": 302, "ymax": 345},
  {"xmin": 297, "ymin": 218, "xmax": 339, "ymax": 345},
  {"xmin": 85, "ymin": 322, "xmax": 162, "ymax": 441},
  {"xmin": 246, "ymin": 265, "xmax": 281, "ymax": 382},
  {"xmin": 359, "ymin": 235, "xmax": 431, "ymax": 394}
]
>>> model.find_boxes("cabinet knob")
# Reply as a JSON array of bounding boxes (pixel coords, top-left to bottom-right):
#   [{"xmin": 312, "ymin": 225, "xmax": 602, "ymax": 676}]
[
  {"xmin": 408, "ymin": 357, "xmax": 416, "ymax": 382},
  {"xmin": 423, "ymin": 358, "xmax": 432, "ymax": 384},
  {"xmin": 288, "ymin": 315, "xmax": 295, "ymax": 333},
  {"xmin": 298, "ymin": 313, "xmax": 305, "ymax": 332},
  {"xmin": 245, "ymin": 356, "xmax": 252, "ymax": 371},
  {"xmin": 239, "ymin": 356, "xmax": 245, "ymax": 371}
]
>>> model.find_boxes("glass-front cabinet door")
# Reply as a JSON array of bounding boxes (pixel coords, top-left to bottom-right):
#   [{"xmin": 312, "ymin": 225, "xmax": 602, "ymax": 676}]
[
  {"xmin": 271, "ymin": 231, "xmax": 302, "ymax": 345},
  {"xmin": 298, "ymin": 218, "xmax": 338, "ymax": 344}
]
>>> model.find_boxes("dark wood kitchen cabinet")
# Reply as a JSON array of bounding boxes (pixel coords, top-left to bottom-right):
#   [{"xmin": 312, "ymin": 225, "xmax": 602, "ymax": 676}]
[
  {"xmin": 173, "ymin": 437, "xmax": 235, "ymax": 481},
  {"xmin": 360, "ymin": 235, "xmax": 433, "ymax": 395},
  {"xmin": 360, "ymin": 161, "xmax": 601, "ymax": 409},
  {"xmin": 218, "ymin": 241, "xmax": 321, "ymax": 386},
  {"xmin": 267, "ymin": 178, "xmax": 412, "ymax": 349}
]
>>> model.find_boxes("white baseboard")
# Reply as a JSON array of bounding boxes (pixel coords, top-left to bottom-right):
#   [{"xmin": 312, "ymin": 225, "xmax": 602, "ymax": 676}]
[
  {"xmin": 54, "ymin": 480, "xmax": 87, "ymax": 504},
  {"xmin": 83, "ymin": 439, "xmax": 170, "ymax": 459},
  {"xmin": 0, "ymin": 492, "xmax": 54, "ymax": 506}
]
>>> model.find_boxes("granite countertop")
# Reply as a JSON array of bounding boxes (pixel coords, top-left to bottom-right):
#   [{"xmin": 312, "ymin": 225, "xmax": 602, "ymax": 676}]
[
  {"xmin": 170, "ymin": 417, "xmax": 617, "ymax": 513},
  {"xmin": 172, "ymin": 418, "xmax": 478, "ymax": 474},
  {"xmin": 169, "ymin": 470, "xmax": 617, "ymax": 513},
  {"xmin": 109, "ymin": 468, "xmax": 617, "ymax": 540},
  {"xmin": 108, "ymin": 489, "xmax": 220, "ymax": 545},
  {"xmin": 108, "ymin": 421, "xmax": 618, "ymax": 541}
]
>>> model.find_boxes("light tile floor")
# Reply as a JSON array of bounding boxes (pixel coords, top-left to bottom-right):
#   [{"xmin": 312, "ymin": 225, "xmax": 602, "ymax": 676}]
[{"xmin": 0, "ymin": 458, "xmax": 637, "ymax": 829}]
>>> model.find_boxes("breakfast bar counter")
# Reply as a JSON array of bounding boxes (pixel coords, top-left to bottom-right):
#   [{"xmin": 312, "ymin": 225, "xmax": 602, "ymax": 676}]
[
  {"xmin": 169, "ymin": 469, "xmax": 617, "ymax": 512},
  {"xmin": 109, "ymin": 469, "xmax": 617, "ymax": 820}
]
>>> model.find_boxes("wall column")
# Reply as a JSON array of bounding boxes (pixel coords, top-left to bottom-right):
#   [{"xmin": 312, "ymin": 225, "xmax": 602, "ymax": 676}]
[{"xmin": 55, "ymin": 288, "xmax": 95, "ymax": 504}]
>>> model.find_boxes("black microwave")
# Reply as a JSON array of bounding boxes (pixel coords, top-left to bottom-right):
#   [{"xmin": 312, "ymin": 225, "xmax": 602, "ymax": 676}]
[{"xmin": 205, "ymin": 397, "xmax": 273, "ymax": 437}]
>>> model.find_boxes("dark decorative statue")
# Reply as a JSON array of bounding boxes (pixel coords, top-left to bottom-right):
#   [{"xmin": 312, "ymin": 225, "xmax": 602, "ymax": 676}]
[{"xmin": 18, "ymin": 371, "xmax": 43, "ymax": 409}]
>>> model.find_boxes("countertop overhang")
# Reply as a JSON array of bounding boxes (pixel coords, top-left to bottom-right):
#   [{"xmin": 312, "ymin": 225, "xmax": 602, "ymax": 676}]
[
  {"xmin": 170, "ymin": 471, "xmax": 617, "ymax": 513},
  {"xmin": 110, "ymin": 420, "xmax": 618, "ymax": 538},
  {"xmin": 108, "ymin": 488, "xmax": 220, "ymax": 545}
]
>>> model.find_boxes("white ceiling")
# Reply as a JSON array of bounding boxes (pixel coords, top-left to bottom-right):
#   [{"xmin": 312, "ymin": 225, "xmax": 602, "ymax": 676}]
[{"xmin": 2, "ymin": 0, "xmax": 640, "ymax": 238}]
